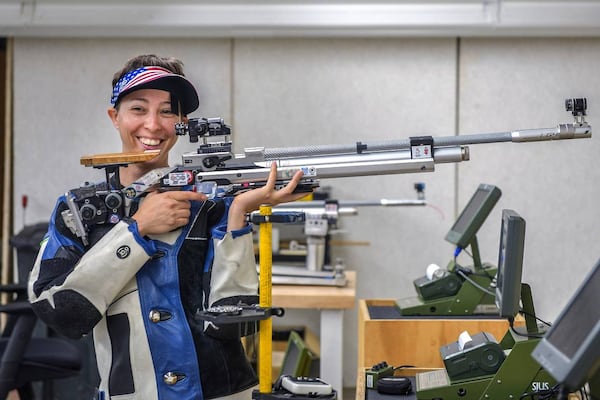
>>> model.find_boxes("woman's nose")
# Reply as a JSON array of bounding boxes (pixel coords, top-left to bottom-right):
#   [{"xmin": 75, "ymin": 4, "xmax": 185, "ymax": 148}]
[{"xmin": 144, "ymin": 112, "xmax": 161, "ymax": 131}]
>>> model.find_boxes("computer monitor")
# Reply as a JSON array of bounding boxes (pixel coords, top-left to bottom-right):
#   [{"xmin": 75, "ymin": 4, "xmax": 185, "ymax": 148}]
[
  {"xmin": 280, "ymin": 331, "xmax": 319, "ymax": 378},
  {"xmin": 494, "ymin": 209, "xmax": 526, "ymax": 319},
  {"xmin": 445, "ymin": 184, "xmax": 502, "ymax": 249},
  {"xmin": 531, "ymin": 258, "xmax": 600, "ymax": 392}
]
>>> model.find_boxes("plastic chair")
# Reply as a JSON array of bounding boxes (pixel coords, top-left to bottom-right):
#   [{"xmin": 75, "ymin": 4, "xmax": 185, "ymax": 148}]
[{"xmin": 0, "ymin": 223, "xmax": 83, "ymax": 399}]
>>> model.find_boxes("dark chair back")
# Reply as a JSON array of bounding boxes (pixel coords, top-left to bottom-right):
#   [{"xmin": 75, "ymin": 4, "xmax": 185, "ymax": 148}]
[{"xmin": 0, "ymin": 223, "xmax": 83, "ymax": 400}]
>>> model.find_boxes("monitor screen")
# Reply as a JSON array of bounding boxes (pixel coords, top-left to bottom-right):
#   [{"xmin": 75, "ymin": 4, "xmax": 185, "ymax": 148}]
[
  {"xmin": 531, "ymin": 258, "xmax": 600, "ymax": 392},
  {"xmin": 494, "ymin": 209, "xmax": 526, "ymax": 319},
  {"xmin": 445, "ymin": 184, "xmax": 502, "ymax": 249},
  {"xmin": 280, "ymin": 330, "xmax": 319, "ymax": 377}
]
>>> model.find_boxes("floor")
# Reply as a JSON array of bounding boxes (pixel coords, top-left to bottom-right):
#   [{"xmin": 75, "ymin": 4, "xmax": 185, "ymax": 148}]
[
  {"xmin": 344, "ymin": 387, "xmax": 357, "ymax": 400},
  {"xmin": 7, "ymin": 388, "xmax": 357, "ymax": 400}
]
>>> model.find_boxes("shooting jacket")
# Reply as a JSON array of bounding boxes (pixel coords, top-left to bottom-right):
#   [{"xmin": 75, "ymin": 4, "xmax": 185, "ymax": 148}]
[{"xmin": 28, "ymin": 194, "xmax": 259, "ymax": 400}]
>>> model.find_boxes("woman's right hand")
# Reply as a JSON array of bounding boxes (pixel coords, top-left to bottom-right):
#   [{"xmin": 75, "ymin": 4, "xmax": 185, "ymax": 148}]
[{"xmin": 133, "ymin": 190, "xmax": 207, "ymax": 236}]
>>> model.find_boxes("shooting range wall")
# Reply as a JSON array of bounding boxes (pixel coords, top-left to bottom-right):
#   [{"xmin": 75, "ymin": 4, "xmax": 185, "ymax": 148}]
[{"xmin": 9, "ymin": 36, "xmax": 600, "ymax": 389}]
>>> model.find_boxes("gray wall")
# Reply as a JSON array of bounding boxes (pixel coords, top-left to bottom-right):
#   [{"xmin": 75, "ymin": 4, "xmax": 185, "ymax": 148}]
[{"xmin": 12, "ymin": 37, "xmax": 600, "ymax": 387}]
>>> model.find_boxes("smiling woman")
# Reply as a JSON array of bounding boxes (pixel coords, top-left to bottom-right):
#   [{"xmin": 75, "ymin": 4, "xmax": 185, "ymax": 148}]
[
  {"xmin": 27, "ymin": 53, "xmax": 309, "ymax": 400},
  {"xmin": 108, "ymin": 88, "xmax": 184, "ymax": 185},
  {"xmin": 106, "ymin": 58, "xmax": 199, "ymax": 185}
]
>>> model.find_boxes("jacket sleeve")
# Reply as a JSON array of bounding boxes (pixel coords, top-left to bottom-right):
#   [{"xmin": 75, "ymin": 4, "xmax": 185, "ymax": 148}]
[
  {"xmin": 201, "ymin": 199, "xmax": 260, "ymax": 339},
  {"xmin": 27, "ymin": 196, "xmax": 157, "ymax": 339},
  {"xmin": 208, "ymin": 223, "xmax": 258, "ymax": 308}
]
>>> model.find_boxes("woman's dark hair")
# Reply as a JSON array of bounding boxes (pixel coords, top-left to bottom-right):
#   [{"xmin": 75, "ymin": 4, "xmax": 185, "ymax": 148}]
[{"xmin": 111, "ymin": 54, "xmax": 186, "ymax": 88}]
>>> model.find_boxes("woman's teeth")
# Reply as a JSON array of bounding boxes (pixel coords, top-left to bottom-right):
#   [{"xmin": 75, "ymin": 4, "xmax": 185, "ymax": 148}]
[{"xmin": 140, "ymin": 138, "xmax": 161, "ymax": 146}]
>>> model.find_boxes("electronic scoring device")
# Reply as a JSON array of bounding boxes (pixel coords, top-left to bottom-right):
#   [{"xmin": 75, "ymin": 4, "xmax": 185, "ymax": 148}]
[{"xmin": 396, "ymin": 183, "xmax": 501, "ymax": 316}]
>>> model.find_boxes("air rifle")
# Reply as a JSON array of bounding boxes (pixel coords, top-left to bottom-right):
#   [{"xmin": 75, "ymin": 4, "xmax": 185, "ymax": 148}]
[
  {"xmin": 167, "ymin": 97, "xmax": 590, "ymax": 197},
  {"xmin": 64, "ymin": 98, "xmax": 590, "ymax": 245}
]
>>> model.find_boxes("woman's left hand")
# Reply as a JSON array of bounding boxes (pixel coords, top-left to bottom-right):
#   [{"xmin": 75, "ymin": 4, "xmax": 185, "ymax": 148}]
[{"xmin": 227, "ymin": 162, "xmax": 310, "ymax": 230}]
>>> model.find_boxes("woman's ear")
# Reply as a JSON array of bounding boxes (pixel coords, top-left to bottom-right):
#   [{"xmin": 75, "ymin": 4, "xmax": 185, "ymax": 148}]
[{"xmin": 107, "ymin": 107, "xmax": 119, "ymax": 129}]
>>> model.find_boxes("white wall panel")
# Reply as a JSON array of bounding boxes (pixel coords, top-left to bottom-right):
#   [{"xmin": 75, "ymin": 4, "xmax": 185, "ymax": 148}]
[{"xmin": 458, "ymin": 37, "xmax": 600, "ymax": 324}]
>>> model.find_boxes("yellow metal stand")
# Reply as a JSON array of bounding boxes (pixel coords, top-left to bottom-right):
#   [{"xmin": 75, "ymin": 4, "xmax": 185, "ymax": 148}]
[
  {"xmin": 252, "ymin": 205, "xmax": 337, "ymax": 400},
  {"xmin": 258, "ymin": 204, "xmax": 273, "ymax": 394}
]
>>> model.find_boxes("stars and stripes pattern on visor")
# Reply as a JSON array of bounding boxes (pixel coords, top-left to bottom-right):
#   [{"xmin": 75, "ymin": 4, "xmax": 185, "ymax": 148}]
[{"xmin": 110, "ymin": 66, "xmax": 175, "ymax": 106}]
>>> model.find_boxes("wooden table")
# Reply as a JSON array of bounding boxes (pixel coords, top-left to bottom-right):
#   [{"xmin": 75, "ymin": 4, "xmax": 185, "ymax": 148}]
[
  {"xmin": 272, "ymin": 271, "xmax": 356, "ymax": 400},
  {"xmin": 358, "ymin": 299, "xmax": 521, "ymax": 370}
]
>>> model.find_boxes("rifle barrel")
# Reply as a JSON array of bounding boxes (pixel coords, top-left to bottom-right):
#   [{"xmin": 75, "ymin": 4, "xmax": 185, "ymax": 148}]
[{"xmin": 263, "ymin": 123, "xmax": 591, "ymax": 159}]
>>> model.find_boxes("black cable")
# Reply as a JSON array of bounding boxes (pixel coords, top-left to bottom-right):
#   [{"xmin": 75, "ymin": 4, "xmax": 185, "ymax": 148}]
[
  {"xmin": 520, "ymin": 308, "xmax": 553, "ymax": 328},
  {"xmin": 509, "ymin": 317, "xmax": 545, "ymax": 339},
  {"xmin": 393, "ymin": 365, "xmax": 416, "ymax": 371}
]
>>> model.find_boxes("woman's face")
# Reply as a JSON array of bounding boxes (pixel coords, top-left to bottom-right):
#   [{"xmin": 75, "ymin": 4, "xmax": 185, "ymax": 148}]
[{"xmin": 108, "ymin": 88, "xmax": 181, "ymax": 168}]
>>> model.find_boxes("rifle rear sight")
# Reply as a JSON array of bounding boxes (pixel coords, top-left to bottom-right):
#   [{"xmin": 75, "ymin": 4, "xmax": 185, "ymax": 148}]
[
  {"xmin": 176, "ymin": 117, "xmax": 231, "ymax": 142},
  {"xmin": 176, "ymin": 117, "xmax": 232, "ymax": 156}
]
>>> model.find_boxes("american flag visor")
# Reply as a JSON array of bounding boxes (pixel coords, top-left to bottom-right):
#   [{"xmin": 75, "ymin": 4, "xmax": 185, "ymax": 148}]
[{"xmin": 110, "ymin": 66, "xmax": 199, "ymax": 114}]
